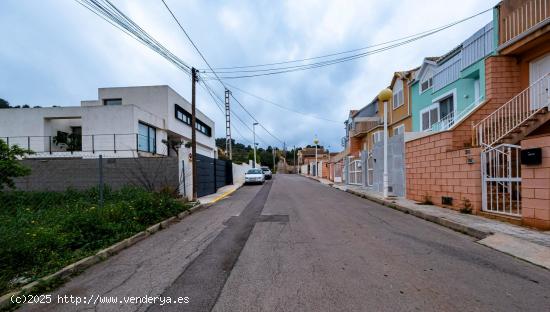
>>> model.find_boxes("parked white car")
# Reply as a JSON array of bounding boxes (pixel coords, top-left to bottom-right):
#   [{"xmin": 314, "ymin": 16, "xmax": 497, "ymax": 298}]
[{"xmin": 244, "ymin": 168, "xmax": 265, "ymax": 184}]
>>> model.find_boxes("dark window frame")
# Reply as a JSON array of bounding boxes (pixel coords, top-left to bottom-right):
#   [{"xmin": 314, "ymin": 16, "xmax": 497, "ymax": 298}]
[
  {"xmin": 103, "ymin": 98, "xmax": 122, "ymax": 106},
  {"xmin": 138, "ymin": 121, "xmax": 156, "ymax": 153},
  {"xmin": 174, "ymin": 104, "xmax": 212, "ymax": 137}
]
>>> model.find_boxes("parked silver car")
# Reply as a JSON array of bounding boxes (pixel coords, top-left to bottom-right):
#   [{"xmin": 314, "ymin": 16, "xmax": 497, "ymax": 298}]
[{"xmin": 261, "ymin": 166, "xmax": 273, "ymax": 179}]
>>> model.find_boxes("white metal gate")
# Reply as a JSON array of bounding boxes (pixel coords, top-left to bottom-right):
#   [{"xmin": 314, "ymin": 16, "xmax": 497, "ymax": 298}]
[
  {"xmin": 481, "ymin": 144, "xmax": 522, "ymax": 216},
  {"xmin": 348, "ymin": 157, "xmax": 363, "ymax": 185}
]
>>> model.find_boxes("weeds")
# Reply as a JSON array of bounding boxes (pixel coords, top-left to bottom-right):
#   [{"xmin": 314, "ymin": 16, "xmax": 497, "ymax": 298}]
[
  {"xmin": 460, "ymin": 198, "xmax": 473, "ymax": 214},
  {"xmin": 421, "ymin": 195, "xmax": 433, "ymax": 205},
  {"xmin": 0, "ymin": 187, "xmax": 190, "ymax": 295}
]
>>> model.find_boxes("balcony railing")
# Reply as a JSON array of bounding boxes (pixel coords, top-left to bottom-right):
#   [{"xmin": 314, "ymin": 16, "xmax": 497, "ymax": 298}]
[
  {"xmin": 500, "ymin": 0, "xmax": 550, "ymax": 46},
  {"xmin": 350, "ymin": 118, "xmax": 382, "ymax": 137},
  {"xmin": 473, "ymin": 73, "xmax": 550, "ymax": 147},
  {"xmin": 0, "ymin": 133, "xmax": 168, "ymax": 158},
  {"xmin": 431, "ymin": 96, "xmax": 485, "ymax": 132}
]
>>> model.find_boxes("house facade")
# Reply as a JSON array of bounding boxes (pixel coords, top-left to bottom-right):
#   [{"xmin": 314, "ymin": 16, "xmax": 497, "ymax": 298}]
[
  {"xmin": 410, "ymin": 22, "xmax": 494, "ymax": 133},
  {"xmin": 297, "ymin": 147, "xmax": 329, "ymax": 176},
  {"xmin": 406, "ymin": 0, "xmax": 550, "ymax": 229},
  {"xmin": 0, "ymin": 85, "xmax": 218, "ymax": 199}
]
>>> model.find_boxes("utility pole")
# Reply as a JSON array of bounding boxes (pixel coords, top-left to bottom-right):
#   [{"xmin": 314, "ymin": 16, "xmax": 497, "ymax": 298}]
[
  {"xmin": 272, "ymin": 148, "xmax": 276, "ymax": 172},
  {"xmin": 253, "ymin": 122, "xmax": 258, "ymax": 168},
  {"xmin": 191, "ymin": 67, "xmax": 198, "ymax": 201},
  {"xmin": 293, "ymin": 145, "xmax": 296, "ymax": 174},
  {"xmin": 314, "ymin": 136, "xmax": 319, "ymax": 177},
  {"xmin": 224, "ymin": 89, "xmax": 232, "ymax": 160}
]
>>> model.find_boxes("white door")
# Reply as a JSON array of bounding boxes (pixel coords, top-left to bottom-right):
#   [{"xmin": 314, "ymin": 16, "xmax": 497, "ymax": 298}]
[
  {"xmin": 530, "ymin": 53, "xmax": 550, "ymax": 83},
  {"xmin": 474, "ymin": 79, "xmax": 480, "ymax": 102},
  {"xmin": 529, "ymin": 53, "xmax": 550, "ymax": 110}
]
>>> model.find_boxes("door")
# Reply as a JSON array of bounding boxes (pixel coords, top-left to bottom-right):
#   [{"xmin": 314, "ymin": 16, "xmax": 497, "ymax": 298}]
[
  {"xmin": 529, "ymin": 53, "xmax": 550, "ymax": 110},
  {"xmin": 439, "ymin": 96, "xmax": 453, "ymax": 120}
]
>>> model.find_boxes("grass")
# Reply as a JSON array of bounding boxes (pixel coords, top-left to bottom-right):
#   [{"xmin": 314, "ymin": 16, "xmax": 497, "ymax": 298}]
[{"xmin": 0, "ymin": 187, "xmax": 191, "ymax": 295}]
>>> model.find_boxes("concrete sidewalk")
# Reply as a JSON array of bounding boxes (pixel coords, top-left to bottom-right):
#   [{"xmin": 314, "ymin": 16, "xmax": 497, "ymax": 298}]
[
  {"xmin": 198, "ymin": 181, "xmax": 244, "ymax": 205},
  {"xmin": 303, "ymin": 174, "xmax": 550, "ymax": 270}
]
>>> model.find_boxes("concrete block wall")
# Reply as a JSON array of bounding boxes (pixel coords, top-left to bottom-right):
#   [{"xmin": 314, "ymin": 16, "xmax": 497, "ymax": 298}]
[
  {"xmin": 13, "ymin": 157, "xmax": 179, "ymax": 192},
  {"xmin": 521, "ymin": 135, "xmax": 550, "ymax": 230},
  {"xmin": 405, "ymin": 132, "xmax": 482, "ymax": 212}
]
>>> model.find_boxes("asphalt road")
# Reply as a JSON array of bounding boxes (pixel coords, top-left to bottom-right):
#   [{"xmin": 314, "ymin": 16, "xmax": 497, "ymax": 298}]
[{"xmin": 20, "ymin": 174, "xmax": 550, "ymax": 311}]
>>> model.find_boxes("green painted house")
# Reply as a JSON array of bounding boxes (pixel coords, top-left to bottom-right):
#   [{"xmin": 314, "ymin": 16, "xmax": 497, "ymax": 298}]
[{"xmin": 410, "ymin": 22, "xmax": 495, "ymax": 132}]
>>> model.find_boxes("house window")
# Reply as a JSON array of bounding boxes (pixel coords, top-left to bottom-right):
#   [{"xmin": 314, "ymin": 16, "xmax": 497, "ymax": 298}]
[
  {"xmin": 392, "ymin": 79, "xmax": 404, "ymax": 109},
  {"xmin": 175, "ymin": 104, "xmax": 192, "ymax": 125},
  {"xmin": 420, "ymin": 105, "xmax": 439, "ymax": 131},
  {"xmin": 174, "ymin": 104, "xmax": 212, "ymax": 136},
  {"xmin": 138, "ymin": 122, "xmax": 156, "ymax": 153},
  {"xmin": 372, "ymin": 131, "xmax": 383, "ymax": 145},
  {"xmin": 103, "ymin": 98, "xmax": 122, "ymax": 106},
  {"xmin": 393, "ymin": 124, "xmax": 405, "ymax": 136},
  {"xmin": 420, "ymin": 77, "xmax": 433, "ymax": 93},
  {"xmin": 439, "ymin": 96, "xmax": 453, "ymax": 120},
  {"xmin": 196, "ymin": 120, "xmax": 212, "ymax": 137}
]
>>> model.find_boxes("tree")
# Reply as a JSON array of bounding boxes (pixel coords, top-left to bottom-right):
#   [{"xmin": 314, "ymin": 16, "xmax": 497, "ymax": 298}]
[
  {"xmin": 0, "ymin": 98, "xmax": 9, "ymax": 109},
  {"xmin": 0, "ymin": 139, "xmax": 33, "ymax": 190}
]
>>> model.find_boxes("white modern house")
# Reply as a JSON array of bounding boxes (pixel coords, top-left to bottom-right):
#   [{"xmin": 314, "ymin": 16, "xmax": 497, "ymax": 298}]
[
  {"xmin": 0, "ymin": 85, "xmax": 217, "ymax": 199},
  {"xmin": 0, "ymin": 85, "xmax": 216, "ymax": 159}
]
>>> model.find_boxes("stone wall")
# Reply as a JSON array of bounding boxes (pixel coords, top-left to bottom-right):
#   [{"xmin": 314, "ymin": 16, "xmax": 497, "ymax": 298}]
[
  {"xmin": 405, "ymin": 132, "xmax": 482, "ymax": 212},
  {"xmin": 13, "ymin": 157, "xmax": 180, "ymax": 192}
]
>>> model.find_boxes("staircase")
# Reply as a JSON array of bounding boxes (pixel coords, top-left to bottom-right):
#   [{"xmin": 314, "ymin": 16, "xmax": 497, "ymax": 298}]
[
  {"xmin": 475, "ymin": 72, "xmax": 549, "ymax": 217},
  {"xmin": 473, "ymin": 73, "xmax": 550, "ymax": 148}
]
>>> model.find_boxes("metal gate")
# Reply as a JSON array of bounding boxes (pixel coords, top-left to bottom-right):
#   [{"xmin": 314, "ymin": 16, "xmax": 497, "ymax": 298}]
[
  {"xmin": 333, "ymin": 162, "xmax": 343, "ymax": 183},
  {"xmin": 348, "ymin": 157, "xmax": 363, "ymax": 185},
  {"xmin": 196, "ymin": 154, "xmax": 233, "ymax": 197},
  {"xmin": 366, "ymin": 152, "xmax": 374, "ymax": 187},
  {"xmin": 481, "ymin": 144, "xmax": 522, "ymax": 216}
]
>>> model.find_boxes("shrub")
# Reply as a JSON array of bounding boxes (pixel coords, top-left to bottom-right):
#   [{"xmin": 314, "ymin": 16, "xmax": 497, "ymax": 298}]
[
  {"xmin": 0, "ymin": 139, "xmax": 33, "ymax": 190},
  {"xmin": 0, "ymin": 187, "xmax": 190, "ymax": 295}
]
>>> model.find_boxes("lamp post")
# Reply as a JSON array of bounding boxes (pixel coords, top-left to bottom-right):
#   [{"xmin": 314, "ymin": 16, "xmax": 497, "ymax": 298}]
[
  {"xmin": 378, "ymin": 88, "xmax": 393, "ymax": 198},
  {"xmin": 253, "ymin": 122, "xmax": 259, "ymax": 168},
  {"xmin": 313, "ymin": 136, "xmax": 319, "ymax": 176}
]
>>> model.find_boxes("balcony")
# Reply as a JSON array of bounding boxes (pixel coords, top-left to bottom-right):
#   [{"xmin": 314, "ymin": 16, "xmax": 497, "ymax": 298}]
[
  {"xmin": 349, "ymin": 117, "xmax": 382, "ymax": 137},
  {"xmin": 499, "ymin": 0, "xmax": 550, "ymax": 51}
]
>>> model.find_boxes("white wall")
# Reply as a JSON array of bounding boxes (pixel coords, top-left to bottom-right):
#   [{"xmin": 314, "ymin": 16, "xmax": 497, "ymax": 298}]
[{"xmin": 1, "ymin": 86, "xmax": 216, "ymax": 160}]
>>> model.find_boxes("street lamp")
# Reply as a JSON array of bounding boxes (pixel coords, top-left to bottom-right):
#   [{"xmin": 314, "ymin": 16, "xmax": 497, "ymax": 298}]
[
  {"xmin": 378, "ymin": 88, "xmax": 392, "ymax": 198},
  {"xmin": 313, "ymin": 136, "xmax": 319, "ymax": 176},
  {"xmin": 253, "ymin": 122, "xmax": 259, "ymax": 168}
]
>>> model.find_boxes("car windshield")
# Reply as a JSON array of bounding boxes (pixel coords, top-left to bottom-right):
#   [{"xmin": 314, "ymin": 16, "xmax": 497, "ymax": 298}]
[
  {"xmin": 261, "ymin": 168, "xmax": 270, "ymax": 172},
  {"xmin": 247, "ymin": 169, "xmax": 263, "ymax": 174}
]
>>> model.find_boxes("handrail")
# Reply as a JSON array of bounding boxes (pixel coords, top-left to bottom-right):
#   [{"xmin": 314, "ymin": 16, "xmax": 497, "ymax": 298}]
[{"xmin": 473, "ymin": 73, "xmax": 549, "ymax": 147}]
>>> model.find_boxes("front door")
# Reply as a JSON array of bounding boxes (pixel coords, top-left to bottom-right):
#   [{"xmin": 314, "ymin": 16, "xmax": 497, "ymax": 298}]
[{"xmin": 529, "ymin": 53, "xmax": 550, "ymax": 110}]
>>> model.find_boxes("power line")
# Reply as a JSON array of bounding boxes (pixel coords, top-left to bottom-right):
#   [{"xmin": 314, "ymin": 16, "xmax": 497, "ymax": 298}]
[
  {"xmin": 161, "ymin": 0, "xmax": 283, "ymax": 147},
  {"xmin": 200, "ymin": 80, "xmax": 268, "ymax": 146},
  {"xmin": 226, "ymin": 82, "xmax": 341, "ymax": 123},
  {"xmin": 230, "ymin": 93, "xmax": 284, "ymax": 144},
  {"xmin": 200, "ymin": 7, "xmax": 491, "ymax": 78},
  {"xmin": 75, "ymin": 0, "xmax": 191, "ymax": 75},
  {"xmin": 160, "ymin": 0, "xmax": 226, "ymax": 88}
]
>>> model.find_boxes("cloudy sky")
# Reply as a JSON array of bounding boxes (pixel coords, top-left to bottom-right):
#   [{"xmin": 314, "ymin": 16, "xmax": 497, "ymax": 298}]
[{"xmin": 0, "ymin": 0, "xmax": 499, "ymax": 150}]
